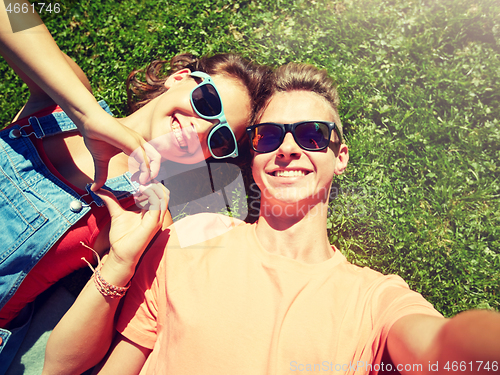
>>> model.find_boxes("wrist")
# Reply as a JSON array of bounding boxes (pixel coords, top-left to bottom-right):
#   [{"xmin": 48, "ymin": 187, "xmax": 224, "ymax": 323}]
[
  {"xmin": 99, "ymin": 255, "xmax": 137, "ymax": 287},
  {"xmin": 93, "ymin": 263, "xmax": 130, "ymax": 298},
  {"xmin": 63, "ymin": 98, "xmax": 113, "ymax": 135}
]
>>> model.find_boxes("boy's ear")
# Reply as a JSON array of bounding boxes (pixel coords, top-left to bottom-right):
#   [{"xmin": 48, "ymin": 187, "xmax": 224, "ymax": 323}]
[
  {"xmin": 164, "ymin": 68, "xmax": 191, "ymax": 89},
  {"xmin": 334, "ymin": 144, "xmax": 349, "ymax": 175}
]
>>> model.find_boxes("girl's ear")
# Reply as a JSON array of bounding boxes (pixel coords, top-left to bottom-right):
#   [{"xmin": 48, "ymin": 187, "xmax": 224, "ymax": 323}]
[
  {"xmin": 164, "ymin": 68, "xmax": 191, "ymax": 89},
  {"xmin": 334, "ymin": 144, "xmax": 349, "ymax": 175}
]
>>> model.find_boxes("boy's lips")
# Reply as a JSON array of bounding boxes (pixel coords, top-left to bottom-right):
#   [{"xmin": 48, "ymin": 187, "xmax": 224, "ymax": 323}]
[{"xmin": 267, "ymin": 169, "xmax": 312, "ymax": 177}]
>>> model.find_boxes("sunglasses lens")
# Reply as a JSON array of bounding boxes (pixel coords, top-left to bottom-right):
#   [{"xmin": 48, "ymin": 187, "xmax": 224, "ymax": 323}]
[
  {"xmin": 295, "ymin": 122, "xmax": 329, "ymax": 150},
  {"xmin": 210, "ymin": 126, "xmax": 236, "ymax": 158},
  {"xmin": 251, "ymin": 124, "xmax": 283, "ymax": 152},
  {"xmin": 192, "ymin": 84, "xmax": 222, "ymax": 117}
]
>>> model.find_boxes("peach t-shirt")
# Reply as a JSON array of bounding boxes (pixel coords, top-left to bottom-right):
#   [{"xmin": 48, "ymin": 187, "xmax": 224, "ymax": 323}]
[{"xmin": 117, "ymin": 214, "xmax": 441, "ymax": 375}]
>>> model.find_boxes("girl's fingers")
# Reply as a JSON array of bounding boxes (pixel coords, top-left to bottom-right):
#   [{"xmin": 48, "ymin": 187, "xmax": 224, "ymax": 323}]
[
  {"xmin": 141, "ymin": 142, "xmax": 162, "ymax": 183},
  {"xmin": 129, "ymin": 141, "xmax": 162, "ymax": 185},
  {"xmin": 92, "ymin": 121, "xmax": 161, "ymax": 184},
  {"xmin": 94, "ymin": 189, "xmax": 124, "ymax": 217},
  {"xmin": 137, "ymin": 183, "xmax": 169, "ymax": 231},
  {"xmin": 135, "ymin": 182, "xmax": 170, "ymax": 213},
  {"xmin": 91, "ymin": 157, "xmax": 110, "ymax": 192}
]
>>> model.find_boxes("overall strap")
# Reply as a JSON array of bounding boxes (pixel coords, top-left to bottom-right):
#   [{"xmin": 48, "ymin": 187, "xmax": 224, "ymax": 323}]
[
  {"xmin": 85, "ymin": 172, "xmax": 140, "ymax": 207},
  {"xmin": 10, "ymin": 100, "xmax": 139, "ymax": 206},
  {"xmin": 27, "ymin": 100, "xmax": 112, "ymax": 138}
]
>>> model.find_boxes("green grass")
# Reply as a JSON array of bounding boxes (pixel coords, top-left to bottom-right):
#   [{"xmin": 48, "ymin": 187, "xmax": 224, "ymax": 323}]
[{"xmin": 1, "ymin": 0, "xmax": 499, "ymax": 317}]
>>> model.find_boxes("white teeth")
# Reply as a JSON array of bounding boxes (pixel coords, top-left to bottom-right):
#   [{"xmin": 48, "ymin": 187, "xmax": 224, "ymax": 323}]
[
  {"xmin": 274, "ymin": 170, "xmax": 306, "ymax": 177},
  {"xmin": 172, "ymin": 120, "xmax": 187, "ymax": 148}
]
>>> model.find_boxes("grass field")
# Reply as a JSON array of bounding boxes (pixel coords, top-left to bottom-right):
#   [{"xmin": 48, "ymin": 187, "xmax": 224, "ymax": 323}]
[{"xmin": 1, "ymin": 0, "xmax": 499, "ymax": 317}]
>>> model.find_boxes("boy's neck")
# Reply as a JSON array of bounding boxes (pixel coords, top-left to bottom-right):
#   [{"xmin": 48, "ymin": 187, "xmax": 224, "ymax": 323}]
[{"xmin": 255, "ymin": 200, "xmax": 333, "ymax": 264}]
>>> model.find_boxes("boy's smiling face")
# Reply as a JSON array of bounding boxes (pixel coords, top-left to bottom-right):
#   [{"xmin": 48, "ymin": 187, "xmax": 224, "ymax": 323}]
[{"xmin": 251, "ymin": 90, "xmax": 348, "ymax": 209}]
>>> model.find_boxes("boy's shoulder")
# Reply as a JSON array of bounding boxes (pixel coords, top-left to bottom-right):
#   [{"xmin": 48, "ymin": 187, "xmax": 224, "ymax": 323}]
[{"xmin": 335, "ymin": 254, "xmax": 412, "ymax": 293}]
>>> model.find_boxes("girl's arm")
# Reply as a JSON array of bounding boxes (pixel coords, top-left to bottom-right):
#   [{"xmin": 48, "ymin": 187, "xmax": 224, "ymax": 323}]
[
  {"xmin": 43, "ymin": 185, "xmax": 170, "ymax": 375},
  {"xmin": 3, "ymin": 50, "xmax": 93, "ymax": 122},
  {"xmin": 92, "ymin": 334, "xmax": 150, "ymax": 375},
  {"xmin": 0, "ymin": 0, "xmax": 161, "ymax": 189}
]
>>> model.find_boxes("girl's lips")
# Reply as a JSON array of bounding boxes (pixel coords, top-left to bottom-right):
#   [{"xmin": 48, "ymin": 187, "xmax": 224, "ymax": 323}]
[{"xmin": 171, "ymin": 117, "xmax": 188, "ymax": 149}]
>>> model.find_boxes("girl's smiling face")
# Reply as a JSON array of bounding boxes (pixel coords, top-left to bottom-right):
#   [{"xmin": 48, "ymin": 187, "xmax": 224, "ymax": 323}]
[
  {"xmin": 252, "ymin": 90, "xmax": 348, "ymax": 209},
  {"xmin": 148, "ymin": 70, "xmax": 251, "ymax": 164}
]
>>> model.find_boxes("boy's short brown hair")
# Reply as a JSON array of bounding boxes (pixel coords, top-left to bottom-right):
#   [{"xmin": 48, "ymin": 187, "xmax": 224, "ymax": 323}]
[{"xmin": 258, "ymin": 63, "xmax": 343, "ymax": 143}]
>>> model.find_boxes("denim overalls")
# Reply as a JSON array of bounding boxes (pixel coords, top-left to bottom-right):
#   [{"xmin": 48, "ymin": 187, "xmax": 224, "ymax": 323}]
[{"xmin": 0, "ymin": 101, "xmax": 139, "ymax": 373}]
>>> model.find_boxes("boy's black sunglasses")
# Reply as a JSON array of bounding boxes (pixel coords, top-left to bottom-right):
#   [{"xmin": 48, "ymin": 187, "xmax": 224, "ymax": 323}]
[{"xmin": 246, "ymin": 121, "xmax": 342, "ymax": 153}]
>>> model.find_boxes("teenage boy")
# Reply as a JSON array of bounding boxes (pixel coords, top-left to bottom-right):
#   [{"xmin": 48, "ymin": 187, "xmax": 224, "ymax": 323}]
[{"xmin": 44, "ymin": 63, "xmax": 500, "ymax": 375}]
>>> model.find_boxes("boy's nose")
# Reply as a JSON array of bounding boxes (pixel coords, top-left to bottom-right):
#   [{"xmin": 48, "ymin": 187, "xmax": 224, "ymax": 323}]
[{"xmin": 277, "ymin": 133, "xmax": 301, "ymax": 158}]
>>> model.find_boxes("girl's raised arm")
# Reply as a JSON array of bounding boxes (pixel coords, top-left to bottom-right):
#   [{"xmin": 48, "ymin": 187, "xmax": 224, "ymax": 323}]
[{"xmin": 0, "ymin": 0, "xmax": 161, "ymax": 189}]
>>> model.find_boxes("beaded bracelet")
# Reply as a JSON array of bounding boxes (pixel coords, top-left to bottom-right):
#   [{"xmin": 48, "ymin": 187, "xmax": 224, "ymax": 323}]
[
  {"xmin": 80, "ymin": 242, "xmax": 131, "ymax": 298},
  {"xmin": 92, "ymin": 264, "xmax": 130, "ymax": 298}
]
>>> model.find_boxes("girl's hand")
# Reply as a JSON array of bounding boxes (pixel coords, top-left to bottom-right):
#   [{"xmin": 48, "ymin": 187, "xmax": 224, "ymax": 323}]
[
  {"xmin": 96, "ymin": 183, "xmax": 169, "ymax": 270},
  {"xmin": 82, "ymin": 116, "xmax": 162, "ymax": 191}
]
